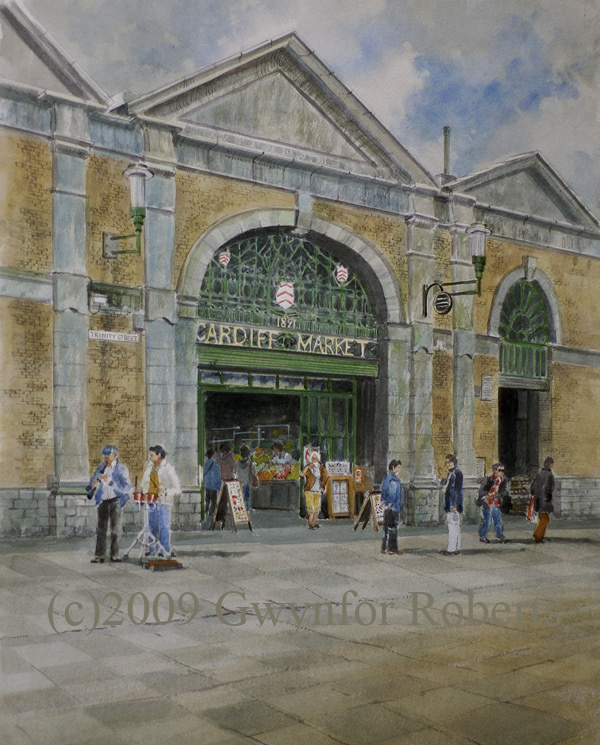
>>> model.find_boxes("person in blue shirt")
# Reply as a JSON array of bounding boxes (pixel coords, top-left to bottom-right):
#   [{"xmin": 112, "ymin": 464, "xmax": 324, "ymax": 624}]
[
  {"xmin": 203, "ymin": 448, "xmax": 222, "ymax": 518},
  {"xmin": 86, "ymin": 445, "xmax": 131, "ymax": 563},
  {"xmin": 380, "ymin": 459, "xmax": 403, "ymax": 556}
]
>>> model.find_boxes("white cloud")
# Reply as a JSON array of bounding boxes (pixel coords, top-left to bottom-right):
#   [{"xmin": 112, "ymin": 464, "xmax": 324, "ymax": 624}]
[{"xmin": 351, "ymin": 42, "xmax": 428, "ymax": 124}]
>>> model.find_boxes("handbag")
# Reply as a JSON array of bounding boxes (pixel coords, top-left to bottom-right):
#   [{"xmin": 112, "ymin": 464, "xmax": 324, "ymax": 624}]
[{"xmin": 526, "ymin": 497, "xmax": 537, "ymax": 524}]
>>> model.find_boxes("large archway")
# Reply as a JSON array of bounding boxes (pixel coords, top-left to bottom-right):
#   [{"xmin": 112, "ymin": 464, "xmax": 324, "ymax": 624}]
[{"xmin": 177, "ymin": 209, "xmax": 400, "ymax": 509}]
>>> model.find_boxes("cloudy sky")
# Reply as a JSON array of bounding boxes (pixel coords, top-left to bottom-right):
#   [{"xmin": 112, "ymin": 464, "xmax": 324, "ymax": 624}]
[{"xmin": 23, "ymin": 0, "xmax": 600, "ymax": 213}]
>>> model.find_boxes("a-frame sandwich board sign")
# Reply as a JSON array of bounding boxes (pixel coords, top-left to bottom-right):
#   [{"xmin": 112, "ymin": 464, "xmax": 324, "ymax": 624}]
[
  {"xmin": 353, "ymin": 491, "xmax": 384, "ymax": 532},
  {"xmin": 210, "ymin": 479, "xmax": 253, "ymax": 533}
]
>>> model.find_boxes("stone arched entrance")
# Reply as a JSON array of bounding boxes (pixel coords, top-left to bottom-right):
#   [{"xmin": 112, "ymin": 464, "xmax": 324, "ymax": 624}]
[{"xmin": 175, "ymin": 209, "xmax": 401, "ymax": 493}]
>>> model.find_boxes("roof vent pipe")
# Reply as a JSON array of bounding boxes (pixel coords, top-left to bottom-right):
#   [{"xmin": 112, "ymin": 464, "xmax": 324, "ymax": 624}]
[
  {"xmin": 444, "ymin": 126, "xmax": 450, "ymax": 177},
  {"xmin": 438, "ymin": 126, "xmax": 456, "ymax": 185}
]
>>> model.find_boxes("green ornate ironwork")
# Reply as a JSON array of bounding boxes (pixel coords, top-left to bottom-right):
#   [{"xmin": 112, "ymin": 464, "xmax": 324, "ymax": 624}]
[
  {"xmin": 198, "ymin": 230, "xmax": 377, "ymax": 339},
  {"xmin": 499, "ymin": 281, "xmax": 549, "ymax": 378}
]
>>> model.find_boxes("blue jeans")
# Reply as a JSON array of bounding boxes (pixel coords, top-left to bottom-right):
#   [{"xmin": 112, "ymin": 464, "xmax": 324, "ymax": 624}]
[
  {"xmin": 243, "ymin": 484, "xmax": 251, "ymax": 513},
  {"xmin": 479, "ymin": 503, "xmax": 505, "ymax": 540},
  {"xmin": 148, "ymin": 503, "xmax": 171, "ymax": 554}
]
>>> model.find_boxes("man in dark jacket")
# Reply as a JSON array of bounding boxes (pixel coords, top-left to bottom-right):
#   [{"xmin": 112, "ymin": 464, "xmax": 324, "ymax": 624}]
[
  {"xmin": 478, "ymin": 463, "xmax": 510, "ymax": 543},
  {"xmin": 440, "ymin": 454, "xmax": 463, "ymax": 555},
  {"xmin": 531, "ymin": 456, "xmax": 555, "ymax": 544}
]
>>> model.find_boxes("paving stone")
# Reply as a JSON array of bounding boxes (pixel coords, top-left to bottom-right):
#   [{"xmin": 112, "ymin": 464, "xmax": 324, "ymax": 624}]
[
  {"xmin": 0, "ymin": 686, "xmax": 77, "ymax": 714},
  {"xmin": 16, "ymin": 709, "xmax": 125, "ymax": 745},
  {"xmin": 458, "ymin": 670, "xmax": 564, "ymax": 702},
  {"xmin": 12, "ymin": 641, "xmax": 93, "ymax": 668},
  {"xmin": 441, "ymin": 701, "xmax": 578, "ymax": 744},
  {"xmin": 232, "ymin": 670, "xmax": 318, "ymax": 698},
  {"xmin": 554, "ymin": 730, "xmax": 600, "ymax": 745},
  {"xmin": 69, "ymin": 633, "xmax": 149, "ymax": 659},
  {"xmin": 113, "ymin": 713, "xmax": 230, "ymax": 745},
  {"xmin": 85, "ymin": 697, "xmax": 182, "ymax": 728},
  {"xmin": 385, "ymin": 685, "xmax": 492, "ymax": 725},
  {"xmin": 525, "ymin": 654, "xmax": 600, "ymax": 683},
  {"xmin": 203, "ymin": 700, "xmax": 298, "ymax": 736},
  {"xmin": 310, "ymin": 702, "xmax": 423, "ymax": 744},
  {"xmin": 266, "ymin": 682, "xmax": 358, "ymax": 718},
  {"xmin": 256, "ymin": 722, "xmax": 350, "ymax": 745},
  {"xmin": 392, "ymin": 729, "xmax": 485, "ymax": 745},
  {"xmin": 174, "ymin": 684, "xmax": 252, "ymax": 715},
  {"xmin": 330, "ymin": 669, "xmax": 439, "ymax": 702},
  {"xmin": 514, "ymin": 683, "xmax": 600, "ymax": 724},
  {"xmin": 0, "ymin": 670, "xmax": 56, "ymax": 695}
]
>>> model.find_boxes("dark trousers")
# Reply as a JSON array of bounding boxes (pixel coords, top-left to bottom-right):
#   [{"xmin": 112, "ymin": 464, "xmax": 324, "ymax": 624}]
[
  {"xmin": 381, "ymin": 508, "xmax": 399, "ymax": 553},
  {"xmin": 95, "ymin": 499, "xmax": 122, "ymax": 559},
  {"xmin": 299, "ymin": 490, "xmax": 308, "ymax": 519},
  {"xmin": 205, "ymin": 489, "xmax": 217, "ymax": 516}
]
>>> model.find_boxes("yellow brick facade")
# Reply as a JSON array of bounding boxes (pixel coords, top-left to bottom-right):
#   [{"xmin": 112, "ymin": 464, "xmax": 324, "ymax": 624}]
[
  {"xmin": 473, "ymin": 354, "xmax": 500, "ymax": 473},
  {"xmin": 312, "ymin": 200, "xmax": 408, "ymax": 318},
  {"xmin": 174, "ymin": 172, "xmax": 295, "ymax": 285},
  {"xmin": 86, "ymin": 154, "xmax": 145, "ymax": 287},
  {"xmin": 87, "ymin": 313, "xmax": 147, "ymax": 479},
  {"xmin": 432, "ymin": 348, "xmax": 454, "ymax": 472},
  {"xmin": 552, "ymin": 363, "xmax": 600, "ymax": 477},
  {"xmin": 0, "ymin": 297, "xmax": 54, "ymax": 487},
  {"xmin": 0, "ymin": 129, "xmax": 52, "ymax": 275},
  {"xmin": 432, "ymin": 229, "xmax": 453, "ymax": 333}
]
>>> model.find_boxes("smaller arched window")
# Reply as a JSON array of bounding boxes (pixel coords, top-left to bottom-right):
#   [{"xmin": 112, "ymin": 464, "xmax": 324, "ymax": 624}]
[{"xmin": 499, "ymin": 281, "xmax": 550, "ymax": 379}]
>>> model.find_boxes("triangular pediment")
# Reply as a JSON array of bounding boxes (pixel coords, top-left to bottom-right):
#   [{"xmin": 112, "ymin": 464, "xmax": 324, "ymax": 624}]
[
  {"xmin": 448, "ymin": 153, "xmax": 599, "ymax": 230},
  {"xmin": 182, "ymin": 71, "xmax": 367, "ymax": 164},
  {"xmin": 127, "ymin": 34, "xmax": 436, "ymax": 186},
  {"xmin": 0, "ymin": 0, "xmax": 108, "ymax": 103}
]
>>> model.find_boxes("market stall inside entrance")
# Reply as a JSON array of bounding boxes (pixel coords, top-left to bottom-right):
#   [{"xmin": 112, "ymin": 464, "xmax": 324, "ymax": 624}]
[
  {"xmin": 200, "ymin": 376, "xmax": 359, "ymax": 510},
  {"xmin": 204, "ymin": 391, "xmax": 301, "ymax": 509}
]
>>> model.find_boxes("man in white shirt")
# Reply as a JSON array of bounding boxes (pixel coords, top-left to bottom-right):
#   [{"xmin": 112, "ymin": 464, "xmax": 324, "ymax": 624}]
[{"xmin": 140, "ymin": 445, "xmax": 182, "ymax": 557}]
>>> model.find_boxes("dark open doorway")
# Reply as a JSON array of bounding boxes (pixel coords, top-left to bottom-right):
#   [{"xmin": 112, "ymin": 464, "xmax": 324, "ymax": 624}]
[{"xmin": 498, "ymin": 388, "xmax": 540, "ymax": 479}]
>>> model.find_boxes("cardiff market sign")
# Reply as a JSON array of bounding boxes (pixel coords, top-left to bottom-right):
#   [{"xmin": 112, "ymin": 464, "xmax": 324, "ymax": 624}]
[{"xmin": 196, "ymin": 321, "xmax": 378, "ymax": 361}]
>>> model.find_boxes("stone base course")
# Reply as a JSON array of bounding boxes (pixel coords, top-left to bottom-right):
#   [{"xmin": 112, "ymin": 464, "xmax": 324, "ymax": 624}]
[
  {"xmin": 2, "ymin": 478, "xmax": 600, "ymax": 535},
  {"xmin": 0, "ymin": 488, "xmax": 203, "ymax": 537}
]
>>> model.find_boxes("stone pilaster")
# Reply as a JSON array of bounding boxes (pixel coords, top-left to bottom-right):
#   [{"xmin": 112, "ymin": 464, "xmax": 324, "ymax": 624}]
[
  {"xmin": 385, "ymin": 323, "xmax": 412, "ymax": 471},
  {"xmin": 52, "ymin": 105, "xmax": 91, "ymax": 485},
  {"xmin": 175, "ymin": 306, "xmax": 200, "ymax": 486},
  {"xmin": 143, "ymin": 165, "xmax": 179, "ymax": 462},
  {"xmin": 405, "ymin": 215, "xmax": 438, "ymax": 524},
  {"xmin": 451, "ymin": 228, "xmax": 476, "ymax": 478}
]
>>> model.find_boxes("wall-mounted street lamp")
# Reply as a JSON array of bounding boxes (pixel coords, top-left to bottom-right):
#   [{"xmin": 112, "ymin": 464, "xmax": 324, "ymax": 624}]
[
  {"xmin": 103, "ymin": 162, "xmax": 154, "ymax": 258},
  {"xmin": 423, "ymin": 222, "xmax": 491, "ymax": 317}
]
